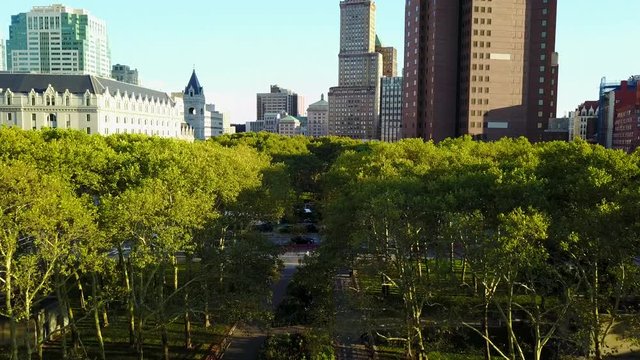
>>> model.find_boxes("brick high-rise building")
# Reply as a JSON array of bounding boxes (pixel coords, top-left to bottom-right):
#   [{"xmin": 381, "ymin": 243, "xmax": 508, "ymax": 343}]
[
  {"xmin": 328, "ymin": 0, "xmax": 382, "ymax": 140},
  {"xmin": 402, "ymin": 0, "xmax": 559, "ymax": 142},
  {"xmin": 375, "ymin": 35, "xmax": 397, "ymax": 77}
]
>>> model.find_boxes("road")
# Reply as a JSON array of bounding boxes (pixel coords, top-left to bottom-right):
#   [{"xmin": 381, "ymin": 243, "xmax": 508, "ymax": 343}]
[{"xmin": 221, "ymin": 251, "xmax": 307, "ymax": 360}]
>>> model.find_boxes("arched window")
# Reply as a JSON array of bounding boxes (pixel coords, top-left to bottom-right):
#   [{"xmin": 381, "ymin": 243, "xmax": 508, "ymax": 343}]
[
  {"xmin": 85, "ymin": 96, "xmax": 90, "ymax": 106},
  {"xmin": 46, "ymin": 96, "xmax": 51, "ymax": 106},
  {"xmin": 47, "ymin": 114, "xmax": 57, "ymax": 128},
  {"xmin": 188, "ymin": 107, "xmax": 196, "ymax": 115},
  {"xmin": 66, "ymin": 96, "xmax": 70, "ymax": 106},
  {"xmin": 6, "ymin": 94, "xmax": 12, "ymax": 106},
  {"xmin": 31, "ymin": 96, "xmax": 36, "ymax": 106}
]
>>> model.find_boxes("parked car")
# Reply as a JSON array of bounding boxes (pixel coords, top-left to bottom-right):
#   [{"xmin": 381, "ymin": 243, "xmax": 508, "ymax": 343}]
[{"xmin": 291, "ymin": 236, "xmax": 315, "ymax": 245}]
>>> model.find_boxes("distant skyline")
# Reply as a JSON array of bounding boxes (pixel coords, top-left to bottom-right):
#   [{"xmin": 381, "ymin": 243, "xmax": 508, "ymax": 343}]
[{"xmin": 1, "ymin": 1, "xmax": 639, "ymax": 124}]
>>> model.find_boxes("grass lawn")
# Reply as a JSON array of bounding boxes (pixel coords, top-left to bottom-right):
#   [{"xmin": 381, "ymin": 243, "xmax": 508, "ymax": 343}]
[{"xmin": 41, "ymin": 312, "xmax": 229, "ymax": 360}]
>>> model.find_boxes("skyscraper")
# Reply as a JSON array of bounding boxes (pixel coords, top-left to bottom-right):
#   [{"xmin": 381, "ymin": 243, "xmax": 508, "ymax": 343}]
[
  {"xmin": 257, "ymin": 85, "xmax": 300, "ymax": 122},
  {"xmin": 328, "ymin": 0, "xmax": 382, "ymax": 140},
  {"xmin": 403, "ymin": 0, "xmax": 559, "ymax": 142},
  {"xmin": 380, "ymin": 77, "xmax": 403, "ymax": 142},
  {"xmin": 6, "ymin": 5, "xmax": 111, "ymax": 77},
  {"xmin": 0, "ymin": 38, "xmax": 5, "ymax": 71},
  {"xmin": 375, "ymin": 35, "xmax": 397, "ymax": 77}
]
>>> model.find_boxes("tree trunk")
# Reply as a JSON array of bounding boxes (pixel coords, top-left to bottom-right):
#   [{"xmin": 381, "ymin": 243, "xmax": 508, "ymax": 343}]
[
  {"xmin": 36, "ymin": 309, "xmax": 45, "ymax": 360},
  {"xmin": 25, "ymin": 312, "xmax": 33, "ymax": 360},
  {"xmin": 92, "ymin": 273, "xmax": 106, "ymax": 360},
  {"xmin": 483, "ymin": 295, "xmax": 491, "ymax": 360},
  {"xmin": 506, "ymin": 282, "xmax": 515, "ymax": 360},
  {"xmin": 61, "ymin": 279, "xmax": 80, "ymax": 352},
  {"xmin": 593, "ymin": 262, "xmax": 602, "ymax": 360},
  {"xmin": 6, "ymin": 257, "xmax": 19, "ymax": 360},
  {"xmin": 74, "ymin": 271, "xmax": 86, "ymax": 311},
  {"xmin": 203, "ymin": 275, "xmax": 211, "ymax": 328},
  {"xmin": 97, "ymin": 277, "xmax": 109, "ymax": 328},
  {"xmin": 136, "ymin": 271, "xmax": 144, "ymax": 360},
  {"xmin": 184, "ymin": 259, "xmax": 192, "ymax": 349},
  {"xmin": 461, "ymin": 257, "xmax": 467, "ymax": 284},
  {"xmin": 450, "ymin": 242, "xmax": 455, "ymax": 274},
  {"xmin": 102, "ymin": 307, "xmax": 110, "ymax": 328},
  {"xmin": 172, "ymin": 256, "xmax": 179, "ymax": 291},
  {"xmin": 126, "ymin": 258, "xmax": 135, "ymax": 346},
  {"xmin": 159, "ymin": 264, "xmax": 170, "ymax": 360},
  {"xmin": 136, "ymin": 315, "xmax": 144, "ymax": 360},
  {"xmin": 55, "ymin": 276, "xmax": 68, "ymax": 360}
]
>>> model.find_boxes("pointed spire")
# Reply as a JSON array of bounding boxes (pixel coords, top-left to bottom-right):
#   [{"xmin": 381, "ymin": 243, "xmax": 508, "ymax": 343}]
[
  {"xmin": 321, "ymin": 93, "xmax": 324, "ymax": 101},
  {"xmin": 185, "ymin": 70, "xmax": 203, "ymax": 95}
]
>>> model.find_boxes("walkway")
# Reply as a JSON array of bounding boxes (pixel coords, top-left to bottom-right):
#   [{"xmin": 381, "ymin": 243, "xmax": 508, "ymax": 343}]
[{"xmin": 221, "ymin": 251, "xmax": 305, "ymax": 360}]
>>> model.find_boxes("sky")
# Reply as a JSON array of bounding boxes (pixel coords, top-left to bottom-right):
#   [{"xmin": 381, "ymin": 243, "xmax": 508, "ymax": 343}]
[{"xmin": 1, "ymin": 1, "xmax": 639, "ymax": 124}]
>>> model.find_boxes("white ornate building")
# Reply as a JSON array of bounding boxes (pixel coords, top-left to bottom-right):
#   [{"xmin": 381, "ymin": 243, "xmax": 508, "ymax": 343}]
[
  {"xmin": 0, "ymin": 73, "xmax": 194, "ymax": 140},
  {"xmin": 181, "ymin": 70, "xmax": 231, "ymax": 140},
  {"xmin": 569, "ymin": 101, "xmax": 599, "ymax": 142}
]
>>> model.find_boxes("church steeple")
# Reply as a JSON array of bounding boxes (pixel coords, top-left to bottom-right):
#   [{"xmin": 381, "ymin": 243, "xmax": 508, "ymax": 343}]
[{"xmin": 185, "ymin": 70, "xmax": 203, "ymax": 96}]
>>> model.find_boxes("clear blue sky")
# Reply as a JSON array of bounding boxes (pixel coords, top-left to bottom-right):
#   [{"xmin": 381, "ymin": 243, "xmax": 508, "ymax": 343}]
[{"xmin": 2, "ymin": 1, "xmax": 639, "ymax": 123}]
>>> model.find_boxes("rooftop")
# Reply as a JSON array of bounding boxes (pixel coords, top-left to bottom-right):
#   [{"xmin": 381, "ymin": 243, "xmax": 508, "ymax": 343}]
[{"xmin": 0, "ymin": 73, "xmax": 171, "ymax": 102}]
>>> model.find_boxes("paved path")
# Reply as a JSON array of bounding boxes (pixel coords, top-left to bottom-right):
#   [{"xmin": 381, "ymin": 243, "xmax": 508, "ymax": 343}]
[{"xmin": 221, "ymin": 251, "xmax": 305, "ymax": 360}]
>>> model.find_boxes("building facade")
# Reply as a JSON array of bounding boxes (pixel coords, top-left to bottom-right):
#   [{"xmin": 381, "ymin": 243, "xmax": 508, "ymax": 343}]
[
  {"xmin": 403, "ymin": 0, "xmax": 559, "ymax": 142},
  {"xmin": 257, "ymin": 85, "xmax": 300, "ymax": 122},
  {"xmin": 278, "ymin": 115, "xmax": 301, "ymax": 137},
  {"xmin": 375, "ymin": 35, "xmax": 397, "ymax": 77},
  {"xmin": 0, "ymin": 38, "xmax": 5, "ymax": 71},
  {"xmin": 181, "ymin": 70, "xmax": 228, "ymax": 140},
  {"xmin": 112, "ymin": 64, "xmax": 139, "ymax": 85},
  {"xmin": 0, "ymin": 74, "xmax": 193, "ymax": 140},
  {"xmin": 380, "ymin": 77, "xmax": 403, "ymax": 142},
  {"xmin": 328, "ymin": 0, "xmax": 382, "ymax": 140},
  {"xmin": 307, "ymin": 94, "xmax": 329, "ymax": 137},
  {"xmin": 7, "ymin": 5, "xmax": 111, "ymax": 77},
  {"xmin": 608, "ymin": 78, "xmax": 640, "ymax": 153},
  {"xmin": 569, "ymin": 101, "xmax": 598, "ymax": 142},
  {"xmin": 599, "ymin": 77, "xmax": 640, "ymax": 148}
]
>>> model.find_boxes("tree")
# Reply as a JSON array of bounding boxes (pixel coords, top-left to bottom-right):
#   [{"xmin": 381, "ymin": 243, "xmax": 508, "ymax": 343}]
[{"xmin": 0, "ymin": 160, "xmax": 96, "ymax": 359}]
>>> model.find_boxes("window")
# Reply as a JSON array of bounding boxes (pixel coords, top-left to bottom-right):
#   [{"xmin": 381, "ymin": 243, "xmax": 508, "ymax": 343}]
[
  {"xmin": 31, "ymin": 96, "xmax": 36, "ymax": 106},
  {"xmin": 86, "ymin": 96, "xmax": 90, "ymax": 106},
  {"xmin": 86, "ymin": 127, "xmax": 91, "ymax": 134}
]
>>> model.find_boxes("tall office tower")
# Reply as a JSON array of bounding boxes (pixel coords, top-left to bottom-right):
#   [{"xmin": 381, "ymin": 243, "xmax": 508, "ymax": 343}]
[
  {"xmin": 257, "ymin": 85, "xmax": 300, "ymax": 121},
  {"xmin": 7, "ymin": 5, "xmax": 111, "ymax": 77},
  {"xmin": 328, "ymin": 0, "xmax": 383, "ymax": 140},
  {"xmin": 403, "ymin": 0, "xmax": 558, "ymax": 142},
  {"xmin": 112, "ymin": 64, "xmax": 139, "ymax": 85},
  {"xmin": 7, "ymin": 5, "xmax": 111, "ymax": 78},
  {"xmin": 380, "ymin": 77, "xmax": 403, "ymax": 142},
  {"xmin": 0, "ymin": 38, "xmax": 5, "ymax": 71},
  {"xmin": 375, "ymin": 35, "xmax": 397, "ymax": 77}
]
